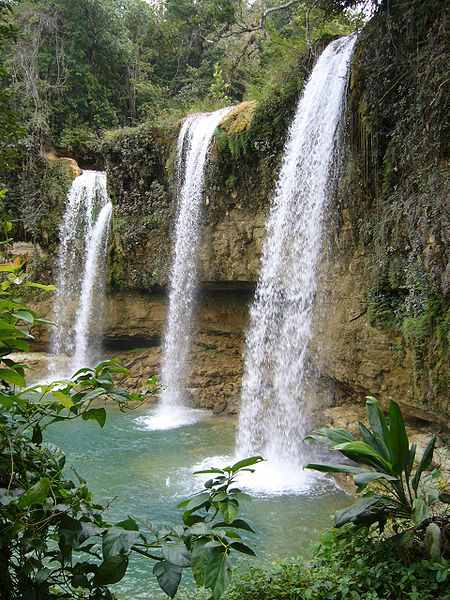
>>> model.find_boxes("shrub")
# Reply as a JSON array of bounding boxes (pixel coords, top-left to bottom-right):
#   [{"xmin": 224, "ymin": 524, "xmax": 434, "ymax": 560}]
[{"xmin": 182, "ymin": 527, "xmax": 450, "ymax": 600}]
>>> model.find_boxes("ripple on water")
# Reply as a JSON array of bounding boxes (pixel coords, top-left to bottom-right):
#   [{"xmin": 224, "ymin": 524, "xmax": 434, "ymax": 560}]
[{"xmin": 46, "ymin": 408, "xmax": 351, "ymax": 598}]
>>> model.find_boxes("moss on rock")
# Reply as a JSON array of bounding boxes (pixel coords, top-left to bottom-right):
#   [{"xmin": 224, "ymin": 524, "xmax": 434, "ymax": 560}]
[{"xmin": 339, "ymin": 0, "xmax": 449, "ymax": 417}]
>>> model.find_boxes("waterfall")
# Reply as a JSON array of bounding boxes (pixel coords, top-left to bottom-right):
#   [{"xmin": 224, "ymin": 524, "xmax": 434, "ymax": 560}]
[
  {"xmin": 71, "ymin": 201, "xmax": 113, "ymax": 372},
  {"xmin": 152, "ymin": 107, "xmax": 231, "ymax": 429},
  {"xmin": 237, "ymin": 35, "xmax": 357, "ymax": 483},
  {"xmin": 50, "ymin": 170, "xmax": 112, "ymax": 377}
]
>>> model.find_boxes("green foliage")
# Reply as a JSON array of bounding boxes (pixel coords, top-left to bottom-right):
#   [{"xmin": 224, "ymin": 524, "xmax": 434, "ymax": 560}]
[
  {"xmin": 165, "ymin": 455, "xmax": 262, "ymax": 599},
  {"xmin": 0, "ymin": 242, "xmax": 140, "ymax": 598},
  {"xmin": 0, "ymin": 1, "xmax": 25, "ymax": 188},
  {"xmin": 305, "ymin": 397, "xmax": 447, "ymax": 536},
  {"xmin": 7, "ymin": 155, "xmax": 75, "ymax": 249},
  {"xmin": 57, "ymin": 127, "xmax": 101, "ymax": 162},
  {"xmin": 183, "ymin": 527, "xmax": 450, "ymax": 600},
  {"xmin": 346, "ymin": 0, "xmax": 449, "ymax": 412},
  {"xmin": 0, "ymin": 221, "xmax": 259, "ymax": 599},
  {"xmin": 209, "ymin": 63, "xmax": 231, "ymax": 104}
]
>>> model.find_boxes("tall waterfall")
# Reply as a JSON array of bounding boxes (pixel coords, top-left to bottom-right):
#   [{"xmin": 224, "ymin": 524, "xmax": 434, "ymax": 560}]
[
  {"xmin": 237, "ymin": 36, "xmax": 357, "ymax": 479},
  {"xmin": 155, "ymin": 107, "xmax": 230, "ymax": 429},
  {"xmin": 50, "ymin": 170, "xmax": 112, "ymax": 377}
]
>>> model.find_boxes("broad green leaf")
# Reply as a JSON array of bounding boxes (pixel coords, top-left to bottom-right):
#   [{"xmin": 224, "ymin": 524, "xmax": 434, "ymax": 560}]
[
  {"xmin": 212, "ymin": 519, "xmax": 255, "ymax": 533},
  {"xmin": 193, "ymin": 468, "xmax": 225, "ymax": 476},
  {"xmin": 115, "ymin": 516, "xmax": 139, "ymax": 531},
  {"xmin": 183, "ymin": 513, "xmax": 205, "ymax": 527},
  {"xmin": 305, "ymin": 427, "xmax": 355, "ymax": 445},
  {"xmin": 358, "ymin": 423, "xmax": 391, "ymax": 461},
  {"xmin": 406, "ymin": 442, "xmax": 417, "ymax": 479},
  {"xmin": 153, "ymin": 560, "xmax": 182, "ymax": 598},
  {"xmin": 19, "ymin": 477, "xmax": 50, "ymax": 508},
  {"xmin": 94, "ymin": 555, "xmax": 128, "ymax": 585},
  {"xmin": 35, "ymin": 567, "xmax": 51, "ymax": 584},
  {"xmin": 230, "ymin": 455, "xmax": 263, "ymax": 473},
  {"xmin": 80, "ymin": 388, "xmax": 107, "ymax": 403},
  {"xmin": 335, "ymin": 496, "xmax": 385, "ymax": 528},
  {"xmin": 12, "ymin": 310, "xmax": 34, "ymax": 324},
  {"xmin": 221, "ymin": 529, "xmax": 241, "ymax": 540},
  {"xmin": 186, "ymin": 522, "xmax": 209, "ymax": 536},
  {"xmin": 0, "ymin": 394, "xmax": 14, "ymax": 409},
  {"xmin": 333, "ymin": 441, "xmax": 392, "ymax": 472},
  {"xmin": 230, "ymin": 541, "xmax": 256, "ymax": 556},
  {"xmin": 0, "ymin": 367, "xmax": 25, "ymax": 387},
  {"xmin": 412, "ymin": 436, "xmax": 436, "ymax": 492},
  {"xmin": 204, "ymin": 546, "xmax": 231, "ymax": 600},
  {"xmin": 354, "ymin": 471, "xmax": 399, "ymax": 488},
  {"xmin": 213, "ymin": 492, "xmax": 228, "ymax": 502},
  {"xmin": 305, "ymin": 462, "xmax": 366, "ymax": 475},
  {"xmin": 72, "ymin": 367, "xmax": 93, "ymax": 379},
  {"xmin": 191, "ymin": 541, "xmax": 208, "ymax": 587},
  {"xmin": 82, "ymin": 408, "xmax": 106, "ymax": 428},
  {"xmin": 179, "ymin": 492, "xmax": 210, "ymax": 512},
  {"xmin": 103, "ymin": 528, "xmax": 138, "ymax": 559},
  {"xmin": 366, "ymin": 397, "xmax": 390, "ymax": 455},
  {"xmin": 162, "ymin": 542, "xmax": 191, "ymax": 567},
  {"xmin": 218, "ymin": 498, "xmax": 239, "ymax": 523},
  {"xmin": 53, "ymin": 391, "xmax": 74, "ymax": 410},
  {"xmin": 387, "ymin": 400, "xmax": 410, "ymax": 474}
]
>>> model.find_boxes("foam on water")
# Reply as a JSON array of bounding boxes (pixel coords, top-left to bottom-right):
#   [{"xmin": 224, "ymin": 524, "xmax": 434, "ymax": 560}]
[
  {"xmin": 237, "ymin": 36, "xmax": 357, "ymax": 474},
  {"xmin": 190, "ymin": 454, "xmax": 336, "ymax": 498},
  {"xmin": 135, "ymin": 407, "xmax": 210, "ymax": 431},
  {"xmin": 49, "ymin": 170, "xmax": 112, "ymax": 377},
  {"xmin": 157, "ymin": 107, "xmax": 232, "ymax": 425}
]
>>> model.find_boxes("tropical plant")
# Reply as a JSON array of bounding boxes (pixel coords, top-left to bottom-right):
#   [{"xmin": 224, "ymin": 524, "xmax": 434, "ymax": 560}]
[
  {"xmin": 182, "ymin": 526, "xmax": 449, "ymax": 600},
  {"xmin": 171, "ymin": 456, "xmax": 261, "ymax": 599},
  {"xmin": 0, "ymin": 223, "xmax": 141, "ymax": 598},
  {"xmin": 305, "ymin": 397, "xmax": 445, "ymax": 536},
  {"xmin": 0, "ymin": 218, "xmax": 259, "ymax": 599}
]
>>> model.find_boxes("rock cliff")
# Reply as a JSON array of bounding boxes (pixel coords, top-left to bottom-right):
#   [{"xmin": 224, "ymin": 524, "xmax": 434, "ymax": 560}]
[{"xmin": 29, "ymin": 1, "xmax": 449, "ymax": 425}]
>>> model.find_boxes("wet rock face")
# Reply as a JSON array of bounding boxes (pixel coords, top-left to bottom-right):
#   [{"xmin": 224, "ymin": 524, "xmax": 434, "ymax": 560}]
[
  {"xmin": 74, "ymin": 4, "xmax": 448, "ymax": 424},
  {"xmin": 103, "ymin": 289, "xmax": 250, "ymax": 415},
  {"xmin": 102, "ymin": 111, "xmax": 448, "ymax": 423},
  {"xmin": 103, "ymin": 108, "xmax": 274, "ymax": 289}
]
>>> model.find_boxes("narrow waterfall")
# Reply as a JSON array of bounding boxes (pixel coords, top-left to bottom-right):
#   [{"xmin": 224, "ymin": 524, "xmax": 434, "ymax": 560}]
[
  {"xmin": 155, "ymin": 107, "xmax": 231, "ymax": 429},
  {"xmin": 71, "ymin": 201, "xmax": 113, "ymax": 372},
  {"xmin": 50, "ymin": 170, "xmax": 112, "ymax": 377},
  {"xmin": 237, "ymin": 36, "xmax": 357, "ymax": 480}
]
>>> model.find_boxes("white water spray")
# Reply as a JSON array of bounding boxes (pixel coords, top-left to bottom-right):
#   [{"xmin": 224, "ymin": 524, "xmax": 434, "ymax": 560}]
[
  {"xmin": 50, "ymin": 170, "xmax": 112, "ymax": 377},
  {"xmin": 147, "ymin": 108, "xmax": 230, "ymax": 430},
  {"xmin": 71, "ymin": 201, "xmax": 112, "ymax": 372},
  {"xmin": 237, "ymin": 36, "xmax": 357, "ymax": 484}
]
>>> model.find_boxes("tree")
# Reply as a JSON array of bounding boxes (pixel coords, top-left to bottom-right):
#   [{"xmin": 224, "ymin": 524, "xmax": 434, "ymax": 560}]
[{"xmin": 0, "ymin": 1, "xmax": 24, "ymax": 189}]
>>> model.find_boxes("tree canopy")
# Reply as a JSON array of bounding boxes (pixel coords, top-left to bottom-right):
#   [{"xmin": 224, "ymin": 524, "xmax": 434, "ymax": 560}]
[{"xmin": 0, "ymin": 0, "xmax": 365, "ymax": 160}]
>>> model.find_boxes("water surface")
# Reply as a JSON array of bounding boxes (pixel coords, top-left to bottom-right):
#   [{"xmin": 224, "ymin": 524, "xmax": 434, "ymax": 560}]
[{"xmin": 48, "ymin": 407, "xmax": 350, "ymax": 598}]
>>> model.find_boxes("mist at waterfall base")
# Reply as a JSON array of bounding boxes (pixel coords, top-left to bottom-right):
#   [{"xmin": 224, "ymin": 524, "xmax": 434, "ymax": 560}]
[
  {"xmin": 237, "ymin": 35, "xmax": 357, "ymax": 490},
  {"xmin": 49, "ymin": 170, "xmax": 112, "ymax": 378},
  {"xmin": 142, "ymin": 108, "xmax": 232, "ymax": 431},
  {"xmin": 47, "ymin": 408, "xmax": 350, "ymax": 599}
]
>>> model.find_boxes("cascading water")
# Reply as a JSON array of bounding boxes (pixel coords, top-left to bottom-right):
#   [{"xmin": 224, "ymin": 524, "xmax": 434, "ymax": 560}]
[
  {"xmin": 237, "ymin": 35, "xmax": 357, "ymax": 490},
  {"xmin": 147, "ymin": 107, "xmax": 231, "ymax": 430},
  {"xmin": 71, "ymin": 201, "xmax": 112, "ymax": 372},
  {"xmin": 50, "ymin": 170, "xmax": 112, "ymax": 377}
]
